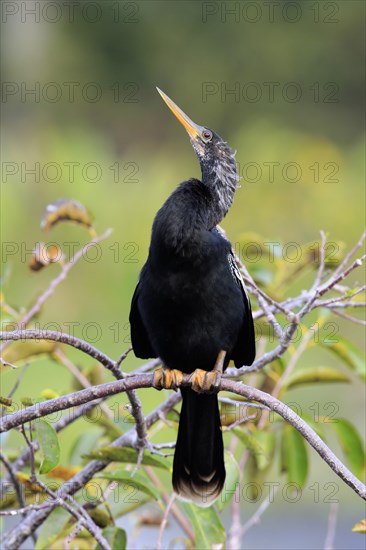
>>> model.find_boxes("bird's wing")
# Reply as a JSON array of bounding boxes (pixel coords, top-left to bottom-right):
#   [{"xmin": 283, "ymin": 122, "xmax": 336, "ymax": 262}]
[
  {"xmin": 227, "ymin": 250, "xmax": 256, "ymax": 367},
  {"xmin": 129, "ymin": 282, "xmax": 156, "ymax": 359}
]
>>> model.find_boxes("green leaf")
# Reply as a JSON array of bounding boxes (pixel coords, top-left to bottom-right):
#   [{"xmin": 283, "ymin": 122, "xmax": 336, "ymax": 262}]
[
  {"xmin": 281, "ymin": 425, "xmax": 308, "ymax": 488},
  {"xmin": 89, "ymin": 413, "xmax": 122, "ymax": 439},
  {"xmin": 285, "ymin": 367, "xmax": 349, "ymax": 389},
  {"xmin": 84, "ymin": 447, "xmax": 170, "ymax": 470},
  {"xmin": 253, "ymin": 430, "xmax": 276, "ymax": 470},
  {"xmin": 2, "ymin": 340, "xmax": 58, "ymax": 366},
  {"xmin": 88, "ymin": 508, "xmax": 111, "ymax": 528},
  {"xmin": 35, "ymin": 419, "xmax": 60, "ymax": 474},
  {"xmin": 233, "ymin": 427, "xmax": 264, "ymax": 455},
  {"xmin": 233, "ymin": 428, "xmax": 275, "ymax": 470},
  {"xmin": 108, "ymin": 493, "xmax": 151, "ymax": 518},
  {"xmin": 95, "ymin": 527, "xmax": 127, "ymax": 550},
  {"xmin": 95, "ymin": 471, "xmax": 160, "ymax": 501},
  {"xmin": 331, "ymin": 419, "xmax": 365, "ymax": 479},
  {"xmin": 181, "ymin": 502, "xmax": 226, "ymax": 549},
  {"xmin": 216, "ymin": 452, "xmax": 240, "ymax": 511},
  {"xmin": 352, "ymin": 519, "xmax": 366, "ymax": 534},
  {"xmin": 35, "ymin": 507, "xmax": 70, "ymax": 550},
  {"xmin": 69, "ymin": 432, "xmax": 102, "ymax": 466},
  {"xmin": 320, "ymin": 337, "xmax": 366, "ymax": 381}
]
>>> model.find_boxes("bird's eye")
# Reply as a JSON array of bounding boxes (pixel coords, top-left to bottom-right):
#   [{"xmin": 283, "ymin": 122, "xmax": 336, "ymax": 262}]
[{"xmin": 202, "ymin": 129, "xmax": 213, "ymax": 142}]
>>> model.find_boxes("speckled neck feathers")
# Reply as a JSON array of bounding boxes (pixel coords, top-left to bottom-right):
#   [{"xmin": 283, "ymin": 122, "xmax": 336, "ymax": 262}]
[{"xmin": 200, "ymin": 140, "xmax": 239, "ymax": 228}]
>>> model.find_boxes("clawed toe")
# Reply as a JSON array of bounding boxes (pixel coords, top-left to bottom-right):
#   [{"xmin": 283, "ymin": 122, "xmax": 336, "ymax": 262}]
[
  {"xmin": 189, "ymin": 369, "xmax": 222, "ymax": 393},
  {"xmin": 153, "ymin": 367, "xmax": 183, "ymax": 391},
  {"xmin": 189, "ymin": 350, "xmax": 226, "ymax": 394},
  {"xmin": 153, "ymin": 351, "xmax": 226, "ymax": 394}
]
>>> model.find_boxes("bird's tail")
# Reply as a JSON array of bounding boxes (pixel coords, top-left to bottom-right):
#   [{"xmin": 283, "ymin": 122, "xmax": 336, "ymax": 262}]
[{"xmin": 172, "ymin": 388, "xmax": 225, "ymax": 507}]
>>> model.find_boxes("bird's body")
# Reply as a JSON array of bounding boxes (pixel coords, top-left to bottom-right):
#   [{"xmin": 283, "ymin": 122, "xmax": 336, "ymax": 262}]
[
  {"xmin": 131, "ymin": 180, "xmax": 253, "ymax": 371},
  {"xmin": 130, "ymin": 89, "xmax": 255, "ymax": 505}
]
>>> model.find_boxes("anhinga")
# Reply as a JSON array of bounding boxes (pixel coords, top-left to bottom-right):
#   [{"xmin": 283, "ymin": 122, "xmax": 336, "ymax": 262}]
[{"xmin": 129, "ymin": 88, "xmax": 255, "ymax": 506}]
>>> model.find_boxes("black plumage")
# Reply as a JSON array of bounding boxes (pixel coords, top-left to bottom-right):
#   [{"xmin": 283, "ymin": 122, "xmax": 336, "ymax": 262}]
[{"xmin": 129, "ymin": 89, "xmax": 255, "ymax": 505}]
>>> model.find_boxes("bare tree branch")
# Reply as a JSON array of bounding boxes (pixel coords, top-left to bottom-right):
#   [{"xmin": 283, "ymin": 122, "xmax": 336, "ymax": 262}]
[
  {"xmin": 0, "ymin": 329, "xmax": 120, "ymax": 377},
  {"xmin": 1, "ymin": 373, "xmax": 365, "ymax": 502}
]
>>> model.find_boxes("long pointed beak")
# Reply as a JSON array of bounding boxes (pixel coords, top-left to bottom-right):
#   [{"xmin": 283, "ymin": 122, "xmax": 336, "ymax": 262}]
[{"xmin": 156, "ymin": 87, "xmax": 203, "ymax": 141}]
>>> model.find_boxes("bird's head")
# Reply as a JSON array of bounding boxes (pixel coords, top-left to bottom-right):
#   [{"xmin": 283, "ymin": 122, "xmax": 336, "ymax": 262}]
[{"xmin": 157, "ymin": 88, "xmax": 239, "ymax": 213}]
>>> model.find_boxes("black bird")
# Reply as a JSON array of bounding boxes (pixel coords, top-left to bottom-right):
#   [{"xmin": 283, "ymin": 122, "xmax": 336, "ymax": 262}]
[{"xmin": 129, "ymin": 88, "xmax": 255, "ymax": 506}]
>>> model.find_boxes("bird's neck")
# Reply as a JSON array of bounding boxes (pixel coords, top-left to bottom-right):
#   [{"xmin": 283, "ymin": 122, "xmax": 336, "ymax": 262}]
[
  {"xmin": 201, "ymin": 155, "xmax": 239, "ymax": 228},
  {"xmin": 152, "ymin": 162, "xmax": 238, "ymax": 258}
]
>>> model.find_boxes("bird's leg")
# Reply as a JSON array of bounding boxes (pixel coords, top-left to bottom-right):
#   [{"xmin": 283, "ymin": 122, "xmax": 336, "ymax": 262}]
[
  {"xmin": 153, "ymin": 366, "xmax": 184, "ymax": 392},
  {"xmin": 189, "ymin": 350, "xmax": 226, "ymax": 394}
]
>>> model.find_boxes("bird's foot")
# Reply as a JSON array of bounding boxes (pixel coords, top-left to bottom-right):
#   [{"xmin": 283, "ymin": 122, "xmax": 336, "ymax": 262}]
[
  {"xmin": 153, "ymin": 367, "xmax": 183, "ymax": 392},
  {"xmin": 189, "ymin": 369, "xmax": 221, "ymax": 393},
  {"xmin": 189, "ymin": 350, "xmax": 226, "ymax": 394}
]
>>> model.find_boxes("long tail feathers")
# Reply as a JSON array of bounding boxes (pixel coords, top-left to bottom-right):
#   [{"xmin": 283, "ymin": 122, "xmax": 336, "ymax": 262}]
[{"xmin": 172, "ymin": 388, "xmax": 225, "ymax": 507}]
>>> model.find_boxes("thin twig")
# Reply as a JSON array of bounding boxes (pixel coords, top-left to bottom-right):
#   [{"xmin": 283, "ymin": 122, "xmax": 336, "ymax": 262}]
[
  {"xmin": 218, "ymin": 396, "xmax": 270, "ymax": 411},
  {"xmin": 317, "ymin": 284, "xmax": 365, "ymax": 307},
  {"xmin": 145, "ymin": 467, "xmax": 194, "ymax": 543},
  {"xmin": 64, "ymin": 520, "xmax": 83, "ymax": 550},
  {"xmin": 324, "ymin": 502, "xmax": 339, "ymax": 550},
  {"xmin": 326, "ymin": 301, "xmax": 366, "ymax": 309},
  {"xmin": 115, "ymin": 347, "xmax": 133, "ymax": 368},
  {"xmin": 256, "ymin": 320, "xmax": 320, "ymax": 431},
  {"xmin": 229, "ymin": 230, "xmax": 285, "ymax": 338},
  {"xmin": 223, "ymin": 413, "xmax": 258, "ymax": 431},
  {"xmin": 0, "ymin": 451, "xmax": 27, "ymax": 511},
  {"xmin": 156, "ymin": 493, "xmax": 176, "ymax": 550},
  {"xmin": 0, "ymin": 503, "xmax": 51, "ymax": 516},
  {"xmin": 241, "ymin": 483, "xmax": 279, "ymax": 538},
  {"xmin": 6, "ymin": 363, "xmax": 31, "ymax": 399},
  {"xmin": 332, "ymin": 229, "xmax": 366, "ymax": 279},
  {"xmin": 317, "ymin": 255, "xmax": 365, "ymax": 299},
  {"xmin": 151, "ymin": 442, "xmax": 176, "ymax": 450},
  {"xmin": 311, "ymin": 230, "xmax": 327, "ymax": 291},
  {"xmin": 331, "ymin": 309, "xmax": 366, "ymax": 325}
]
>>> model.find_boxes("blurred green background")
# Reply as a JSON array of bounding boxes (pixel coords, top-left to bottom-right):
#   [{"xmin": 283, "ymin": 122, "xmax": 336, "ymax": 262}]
[{"xmin": 1, "ymin": 1, "xmax": 365, "ymax": 547}]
